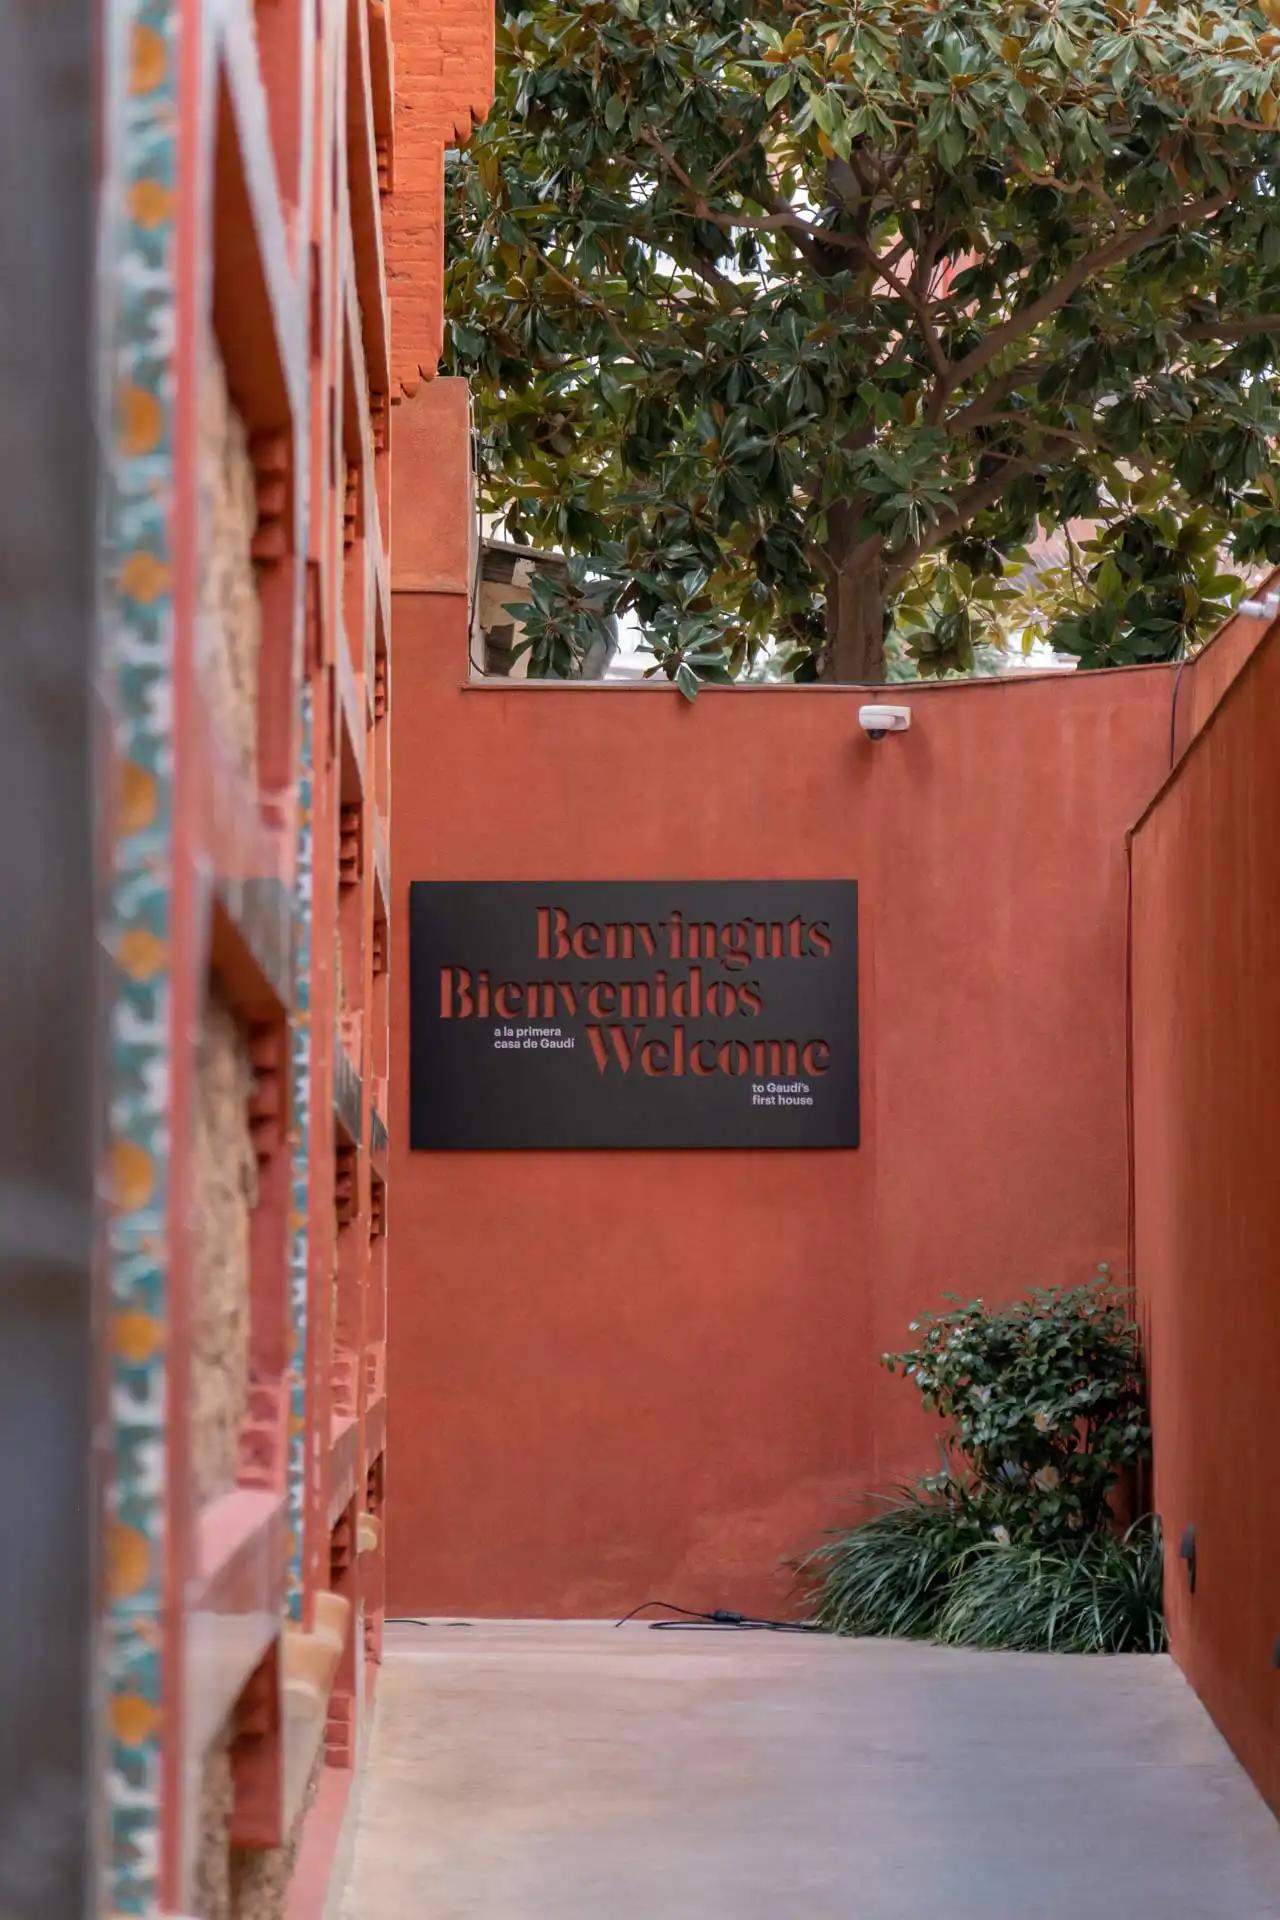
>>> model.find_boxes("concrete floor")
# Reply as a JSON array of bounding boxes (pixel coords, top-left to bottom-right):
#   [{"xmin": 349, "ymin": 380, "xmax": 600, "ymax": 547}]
[{"xmin": 341, "ymin": 1623, "xmax": 1280, "ymax": 1920}]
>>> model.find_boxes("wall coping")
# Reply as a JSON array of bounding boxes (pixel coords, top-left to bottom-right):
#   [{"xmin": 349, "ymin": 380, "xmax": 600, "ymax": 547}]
[
  {"xmin": 457, "ymin": 659, "xmax": 1180, "ymax": 696},
  {"xmin": 449, "ymin": 602, "xmax": 1278, "ymax": 699},
  {"xmin": 1128, "ymin": 613, "xmax": 1280, "ymax": 842}
]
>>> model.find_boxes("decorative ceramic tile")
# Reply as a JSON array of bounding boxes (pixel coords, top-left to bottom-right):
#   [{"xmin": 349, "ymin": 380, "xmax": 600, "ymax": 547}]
[
  {"xmin": 287, "ymin": 683, "xmax": 314, "ymax": 1620},
  {"xmin": 102, "ymin": 0, "xmax": 181, "ymax": 1907}
]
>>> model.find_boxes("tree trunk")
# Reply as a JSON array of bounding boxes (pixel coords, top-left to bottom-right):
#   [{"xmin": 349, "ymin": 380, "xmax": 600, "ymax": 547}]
[
  {"xmin": 820, "ymin": 514, "xmax": 888, "ymax": 683},
  {"xmin": 826, "ymin": 567, "xmax": 888, "ymax": 682}
]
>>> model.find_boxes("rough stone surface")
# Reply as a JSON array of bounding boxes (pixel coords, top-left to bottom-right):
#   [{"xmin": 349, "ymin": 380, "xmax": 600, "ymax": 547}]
[
  {"xmin": 230, "ymin": 1751, "xmax": 322, "ymax": 1920},
  {"xmin": 193, "ymin": 1734, "xmax": 234, "ymax": 1920},
  {"xmin": 188, "ymin": 1730, "xmax": 323, "ymax": 1920},
  {"xmin": 191, "ymin": 986, "xmax": 258, "ymax": 1507},
  {"xmin": 198, "ymin": 336, "xmax": 262, "ymax": 778},
  {"xmin": 230, "ymin": 1832, "xmax": 292, "ymax": 1920},
  {"xmin": 341, "ymin": 1624, "xmax": 1280, "ymax": 1920}
]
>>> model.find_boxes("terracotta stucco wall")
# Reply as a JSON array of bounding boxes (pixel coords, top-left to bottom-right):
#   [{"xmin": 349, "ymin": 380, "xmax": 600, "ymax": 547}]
[
  {"xmin": 1131, "ymin": 625, "xmax": 1280, "ymax": 1818},
  {"xmin": 386, "ymin": 381, "xmax": 1183, "ymax": 1619}
]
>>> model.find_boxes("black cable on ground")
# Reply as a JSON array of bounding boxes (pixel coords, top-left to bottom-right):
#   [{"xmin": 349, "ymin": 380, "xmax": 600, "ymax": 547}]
[
  {"xmin": 384, "ymin": 1617, "xmax": 473, "ymax": 1626},
  {"xmin": 614, "ymin": 1599, "xmax": 823, "ymax": 1632},
  {"xmin": 385, "ymin": 1604, "xmax": 822, "ymax": 1631}
]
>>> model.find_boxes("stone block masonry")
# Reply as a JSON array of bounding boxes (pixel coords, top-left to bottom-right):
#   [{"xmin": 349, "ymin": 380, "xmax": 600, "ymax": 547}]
[
  {"xmin": 192, "ymin": 989, "xmax": 257, "ymax": 1508},
  {"xmin": 198, "ymin": 339, "xmax": 263, "ymax": 782}
]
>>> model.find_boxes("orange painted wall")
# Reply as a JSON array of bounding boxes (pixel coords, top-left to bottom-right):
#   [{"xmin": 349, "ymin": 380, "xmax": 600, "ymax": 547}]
[
  {"xmin": 1131, "ymin": 625, "xmax": 1280, "ymax": 1817},
  {"xmin": 386, "ymin": 382, "xmax": 1181, "ymax": 1619}
]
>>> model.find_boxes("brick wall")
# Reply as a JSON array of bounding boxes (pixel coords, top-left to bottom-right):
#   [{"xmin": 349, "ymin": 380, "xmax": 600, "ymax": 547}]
[{"xmin": 386, "ymin": 0, "xmax": 494, "ymax": 395}]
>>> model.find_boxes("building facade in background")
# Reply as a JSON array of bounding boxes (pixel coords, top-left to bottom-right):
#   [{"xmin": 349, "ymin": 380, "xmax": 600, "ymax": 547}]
[{"xmin": 98, "ymin": 0, "xmax": 491, "ymax": 1911}]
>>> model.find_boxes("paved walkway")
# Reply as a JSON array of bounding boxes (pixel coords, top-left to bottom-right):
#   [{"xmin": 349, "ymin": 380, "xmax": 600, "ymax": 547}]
[{"xmin": 341, "ymin": 1623, "xmax": 1280, "ymax": 1919}]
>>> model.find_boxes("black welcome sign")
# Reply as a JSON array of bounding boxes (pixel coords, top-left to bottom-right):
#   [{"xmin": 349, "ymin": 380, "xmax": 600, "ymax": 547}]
[{"xmin": 409, "ymin": 881, "xmax": 859, "ymax": 1150}]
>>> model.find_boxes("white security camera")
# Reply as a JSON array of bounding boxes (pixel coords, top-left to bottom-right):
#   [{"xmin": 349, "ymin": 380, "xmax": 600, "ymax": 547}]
[{"xmin": 858, "ymin": 704, "xmax": 912, "ymax": 741}]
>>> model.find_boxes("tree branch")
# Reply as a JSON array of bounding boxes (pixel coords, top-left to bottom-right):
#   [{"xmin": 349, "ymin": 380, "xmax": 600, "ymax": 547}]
[
  {"xmin": 639, "ymin": 128, "xmax": 706, "ymax": 203},
  {"xmin": 754, "ymin": 178, "xmax": 851, "ymax": 276},
  {"xmin": 910, "ymin": 227, "xmax": 953, "ymax": 418},
  {"xmin": 980, "ymin": 414, "xmax": 1098, "ymax": 454},
  {"xmin": 886, "ymin": 457, "xmax": 1039, "ymax": 583},
  {"xmin": 1185, "ymin": 314, "xmax": 1280, "ymax": 342},
  {"xmin": 706, "ymin": 126, "xmax": 764, "ymax": 191},
  {"xmin": 1063, "ymin": 522, "xmax": 1090, "ymax": 600},
  {"xmin": 943, "ymin": 364, "xmax": 1046, "ymax": 438},
  {"xmin": 676, "ymin": 251, "xmax": 741, "ymax": 306},
  {"xmin": 946, "ymin": 187, "xmax": 1242, "ymax": 390},
  {"xmin": 645, "ymin": 138, "xmax": 922, "ymax": 297},
  {"xmin": 527, "ymin": 241, "xmax": 639, "ymax": 360}
]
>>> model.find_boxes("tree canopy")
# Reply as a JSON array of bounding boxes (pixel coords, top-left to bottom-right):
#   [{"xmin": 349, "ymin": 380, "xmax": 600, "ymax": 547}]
[{"xmin": 446, "ymin": 1, "xmax": 1280, "ymax": 686}]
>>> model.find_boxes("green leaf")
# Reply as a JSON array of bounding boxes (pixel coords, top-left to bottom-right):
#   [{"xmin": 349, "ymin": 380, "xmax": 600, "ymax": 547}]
[
  {"xmin": 1096, "ymin": 557, "xmax": 1124, "ymax": 603},
  {"xmin": 674, "ymin": 661, "xmax": 701, "ymax": 702}
]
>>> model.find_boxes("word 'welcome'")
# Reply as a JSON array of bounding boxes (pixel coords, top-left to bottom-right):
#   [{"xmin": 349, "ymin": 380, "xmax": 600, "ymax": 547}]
[{"xmin": 437, "ymin": 901, "xmax": 838, "ymax": 1081}]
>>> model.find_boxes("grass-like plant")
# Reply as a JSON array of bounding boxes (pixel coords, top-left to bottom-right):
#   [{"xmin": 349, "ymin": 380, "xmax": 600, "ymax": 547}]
[
  {"xmin": 802, "ymin": 1274, "xmax": 1165, "ymax": 1654},
  {"xmin": 935, "ymin": 1523, "xmax": 1166, "ymax": 1655},
  {"xmin": 801, "ymin": 1491, "xmax": 972, "ymax": 1640},
  {"xmin": 803, "ymin": 1509, "xmax": 1165, "ymax": 1653}
]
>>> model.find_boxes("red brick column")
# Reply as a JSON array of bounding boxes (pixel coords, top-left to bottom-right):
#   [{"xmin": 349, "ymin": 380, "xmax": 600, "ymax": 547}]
[{"xmin": 386, "ymin": 0, "xmax": 494, "ymax": 397}]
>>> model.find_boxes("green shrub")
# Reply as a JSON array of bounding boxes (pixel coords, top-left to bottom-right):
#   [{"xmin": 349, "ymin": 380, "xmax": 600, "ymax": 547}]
[
  {"xmin": 936, "ymin": 1522, "xmax": 1167, "ymax": 1655},
  {"xmin": 804, "ymin": 1508, "xmax": 1166, "ymax": 1654},
  {"xmin": 884, "ymin": 1272, "xmax": 1151, "ymax": 1543},
  {"xmin": 800, "ymin": 1492, "xmax": 971, "ymax": 1640},
  {"xmin": 803, "ymin": 1274, "xmax": 1164, "ymax": 1653}
]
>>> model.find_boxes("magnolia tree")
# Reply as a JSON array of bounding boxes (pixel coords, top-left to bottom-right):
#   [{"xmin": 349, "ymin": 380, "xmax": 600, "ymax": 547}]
[{"xmin": 446, "ymin": 1, "xmax": 1280, "ymax": 687}]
